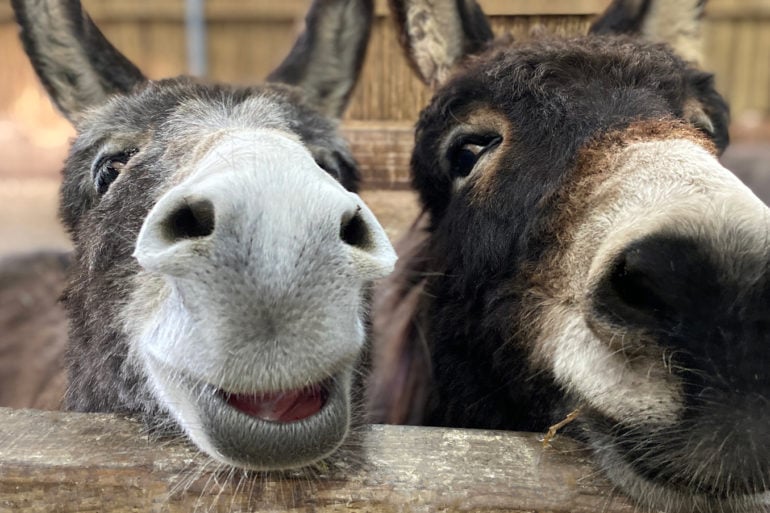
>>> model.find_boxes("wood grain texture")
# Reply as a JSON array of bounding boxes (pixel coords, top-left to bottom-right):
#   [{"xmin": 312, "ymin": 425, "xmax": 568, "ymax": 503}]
[
  {"xmin": 2, "ymin": 0, "xmax": 767, "ymax": 125},
  {"xmin": 0, "ymin": 0, "xmax": 612, "ymax": 23},
  {"xmin": 343, "ymin": 122, "xmax": 414, "ymax": 188},
  {"xmin": 0, "ymin": 407, "xmax": 635, "ymax": 512}
]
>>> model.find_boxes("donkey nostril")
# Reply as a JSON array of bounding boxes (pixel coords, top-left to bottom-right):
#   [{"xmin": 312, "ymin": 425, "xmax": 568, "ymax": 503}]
[
  {"xmin": 608, "ymin": 249, "xmax": 668, "ymax": 317},
  {"xmin": 340, "ymin": 207, "xmax": 370, "ymax": 249},
  {"xmin": 163, "ymin": 198, "xmax": 215, "ymax": 242},
  {"xmin": 594, "ymin": 238, "xmax": 692, "ymax": 327}
]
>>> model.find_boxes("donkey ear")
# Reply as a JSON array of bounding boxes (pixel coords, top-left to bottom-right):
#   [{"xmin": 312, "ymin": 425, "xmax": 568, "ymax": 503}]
[
  {"xmin": 267, "ymin": 0, "xmax": 374, "ymax": 119},
  {"xmin": 12, "ymin": 0, "xmax": 146, "ymax": 124},
  {"xmin": 389, "ymin": 0, "xmax": 494, "ymax": 88},
  {"xmin": 590, "ymin": 0, "xmax": 706, "ymax": 64}
]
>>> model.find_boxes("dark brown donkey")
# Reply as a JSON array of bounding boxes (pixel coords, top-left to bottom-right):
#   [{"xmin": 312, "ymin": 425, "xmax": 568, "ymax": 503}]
[
  {"xmin": 2, "ymin": 0, "xmax": 396, "ymax": 472},
  {"xmin": 370, "ymin": 0, "xmax": 769, "ymax": 511}
]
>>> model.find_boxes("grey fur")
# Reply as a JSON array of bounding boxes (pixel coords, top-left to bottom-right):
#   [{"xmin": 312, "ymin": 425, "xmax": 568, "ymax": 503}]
[
  {"xmin": 268, "ymin": 0, "xmax": 375, "ymax": 118},
  {"xmin": 12, "ymin": 0, "xmax": 396, "ymax": 471}
]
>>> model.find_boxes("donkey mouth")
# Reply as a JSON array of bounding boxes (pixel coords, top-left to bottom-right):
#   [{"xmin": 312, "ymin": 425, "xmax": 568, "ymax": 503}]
[{"xmin": 218, "ymin": 382, "xmax": 330, "ymax": 423}]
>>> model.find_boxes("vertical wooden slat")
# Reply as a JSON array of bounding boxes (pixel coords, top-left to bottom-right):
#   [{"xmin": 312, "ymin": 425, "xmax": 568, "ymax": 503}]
[{"xmin": 751, "ymin": 20, "xmax": 770, "ymax": 114}]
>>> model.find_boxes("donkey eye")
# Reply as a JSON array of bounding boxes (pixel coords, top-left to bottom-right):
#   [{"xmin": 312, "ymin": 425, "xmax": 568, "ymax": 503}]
[
  {"xmin": 93, "ymin": 148, "xmax": 138, "ymax": 194},
  {"xmin": 447, "ymin": 135, "xmax": 501, "ymax": 178}
]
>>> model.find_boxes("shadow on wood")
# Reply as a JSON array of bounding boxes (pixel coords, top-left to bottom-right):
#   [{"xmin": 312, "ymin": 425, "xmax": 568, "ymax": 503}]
[{"xmin": 0, "ymin": 407, "xmax": 635, "ymax": 512}]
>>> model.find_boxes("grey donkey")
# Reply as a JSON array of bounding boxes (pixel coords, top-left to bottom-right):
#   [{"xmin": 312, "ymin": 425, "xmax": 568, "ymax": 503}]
[{"xmin": 5, "ymin": 0, "xmax": 396, "ymax": 471}]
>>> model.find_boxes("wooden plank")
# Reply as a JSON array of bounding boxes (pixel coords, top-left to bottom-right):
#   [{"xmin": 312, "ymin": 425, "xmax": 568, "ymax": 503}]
[
  {"xmin": 476, "ymin": 0, "xmax": 610, "ymax": 16},
  {"xmin": 343, "ymin": 123, "xmax": 414, "ymax": 188},
  {"xmin": 0, "ymin": 0, "xmax": 612, "ymax": 22},
  {"xmin": 373, "ymin": 0, "xmax": 611, "ymax": 16},
  {"xmin": 755, "ymin": 21, "xmax": 770, "ymax": 114},
  {"xmin": 707, "ymin": 0, "xmax": 770, "ymax": 20},
  {"xmin": 0, "ymin": 407, "xmax": 635, "ymax": 512},
  {"xmin": 730, "ymin": 20, "xmax": 757, "ymax": 115}
]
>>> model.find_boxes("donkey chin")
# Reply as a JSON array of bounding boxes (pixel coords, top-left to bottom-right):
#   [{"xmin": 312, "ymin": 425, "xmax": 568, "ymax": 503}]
[
  {"xmin": 144, "ymin": 352, "xmax": 356, "ymax": 471},
  {"xmin": 538, "ymin": 304, "xmax": 770, "ymax": 513},
  {"xmin": 533, "ymin": 146, "xmax": 770, "ymax": 512},
  {"xmin": 128, "ymin": 280, "xmax": 365, "ymax": 470},
  {"xmin": 591, "ymin": 429, "xmax": 770, "ymax": 513}
]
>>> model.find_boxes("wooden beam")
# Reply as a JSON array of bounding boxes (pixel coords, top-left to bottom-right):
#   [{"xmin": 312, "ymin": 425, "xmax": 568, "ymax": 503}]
[
  {"xmin": 4, "ymin": 0, "xmax": 770, "ymax": 23},
  {"xmin": 0, "ymin": 407, "xmax": 635, "ymax": 512},
  {"xmin": 343, "ymin": 122, "xmax": 414, "ymax": 189},
  {"xmin": 0, "ymin": 0, "xmax": 612, "ymax": 23},
  {"xmin": 372, "ymin": 0, "xmax": 611, "ymax": 16}
]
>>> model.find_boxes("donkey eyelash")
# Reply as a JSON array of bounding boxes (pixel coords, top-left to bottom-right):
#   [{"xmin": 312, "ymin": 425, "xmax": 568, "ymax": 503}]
[
  {"xmin": 446, "ymin": 133, "xmax": 502, "ymax": 179},
  {"xmin": 92, "ymin": 148, "xmax": 139, "ymax": 194}
]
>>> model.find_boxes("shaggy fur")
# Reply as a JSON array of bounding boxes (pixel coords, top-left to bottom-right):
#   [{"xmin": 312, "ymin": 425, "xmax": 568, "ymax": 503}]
[
  {"xmin": 9, "ymin": 0, "xmax": 397, "ymax": 472},
  {"xmin": 59, "ymin": 80, "xmax": 361, "ymax": 414},
  {"xmin": 371, "ymin": 1, "xmax": 768, "ymax": 511}
]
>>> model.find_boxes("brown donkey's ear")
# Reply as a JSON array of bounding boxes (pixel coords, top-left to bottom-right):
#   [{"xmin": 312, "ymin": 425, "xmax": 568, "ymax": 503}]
[
  {"xmin": 267, "ymin": 0, "xmax": 374, "ymax": 119},
  {"xmin": 12, "ymin": 0, "xmax": 146, "ymax": 124},
  {"xmin": 590, "ymin": 0, "xmax": 707, "ymax": 65},
  {"xmin": 388, "ymin": 0, "xmax": 494, "ymax": 88}
]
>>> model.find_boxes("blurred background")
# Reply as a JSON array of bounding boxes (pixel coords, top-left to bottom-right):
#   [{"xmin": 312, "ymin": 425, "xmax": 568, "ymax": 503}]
[{"xmin": 0, "ymin": 0, "xmax": 768, "ymax": 256}]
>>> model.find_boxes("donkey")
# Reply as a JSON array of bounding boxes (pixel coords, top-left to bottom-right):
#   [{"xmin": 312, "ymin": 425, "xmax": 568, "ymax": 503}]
[
  {"xmin": 7, "ymin": 0, "xmax": 396, "ymax": 472},
  {"xmin": 370, "ymin": 0, "xmax": 769, "ymax": 511}
]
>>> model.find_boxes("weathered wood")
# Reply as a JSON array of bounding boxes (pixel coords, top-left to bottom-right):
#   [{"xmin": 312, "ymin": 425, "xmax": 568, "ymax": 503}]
[
  {"xmin": 343, "ymin": 122, "xmax": 414, "ymax": 188},
  {"xmin": 0, "ymin": 0, "xmax": 612, "ymax": 23},
  {"xmin": 2, "ymin": 0, "xmax": 768, "ymax": 128},
  {"xmin": 707, "ymin": 0, "xmax": 770, "ymax": 20},
  {"xmin": 0, "ymin": 407, "xmax": 635, "ymax": 512}
]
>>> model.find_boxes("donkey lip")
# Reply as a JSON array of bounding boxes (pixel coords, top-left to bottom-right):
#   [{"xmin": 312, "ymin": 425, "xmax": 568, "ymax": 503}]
[{"xmin": 218, "ymin": 381, "xmax": 331, "ymax": 423}]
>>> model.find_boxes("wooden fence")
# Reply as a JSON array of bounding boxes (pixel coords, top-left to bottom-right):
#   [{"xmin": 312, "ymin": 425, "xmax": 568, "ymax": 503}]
[
  {"xmin": 1, "ymin": 0, "xmax": 768, "ymax": 126},
  {"xmin": 705, "ymin": 0, "xmax": 770, "ymax": 118},
  {"xmin": 0, "ymin": 2, "xmax": 767, "ymax": 510},
  {"xmin": 0, "ymin": 407, "xmax": 636, "ymax": 512}
]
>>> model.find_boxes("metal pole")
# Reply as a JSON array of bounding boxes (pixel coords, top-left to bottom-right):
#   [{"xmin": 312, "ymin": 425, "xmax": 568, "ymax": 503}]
[{"xmin": 185, "ymin": 0, "xmax": 208, "ymax": 77}]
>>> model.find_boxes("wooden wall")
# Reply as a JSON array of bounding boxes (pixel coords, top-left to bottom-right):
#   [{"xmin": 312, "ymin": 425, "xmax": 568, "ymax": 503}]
[
  {"xmin": 0, "ymin": 0, "xmax": 610, "ymax": 127},
  {"xmin": 0, "ymin": 0, "xmax": 767, "ymax": 185},
  {"xmin": 2, "ymin": 0, "xmax": 768, "ymax": 126},
  {"xmin": 705, "ymin": 0, "xmax": 770, "ymax": 118}
]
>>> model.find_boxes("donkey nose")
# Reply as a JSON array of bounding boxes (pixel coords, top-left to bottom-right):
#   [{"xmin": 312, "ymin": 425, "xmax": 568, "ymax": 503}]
[
  {"xmin": 134, "ymin": 184, "xmax": 394, "ymax": 279},
  {"xmin": 593, "ymin": 233, "xmax": 769, "ymax": 389},
  {"xmin": 139, "ymin": 194, "xmax": 377, "ymax": 254},
  {"xmin": 133, "ymin": 129, "xmax": 395, "ymax": 281},
  {"xmin": 593, "ymin": 234, "xmax": 713, "ymax": 328}
]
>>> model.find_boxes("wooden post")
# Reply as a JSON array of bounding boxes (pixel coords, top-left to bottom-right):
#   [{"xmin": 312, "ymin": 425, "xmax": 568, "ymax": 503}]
[{"xmin": 0, "ymin": 407, "xmax": 635, "ymax": 512}]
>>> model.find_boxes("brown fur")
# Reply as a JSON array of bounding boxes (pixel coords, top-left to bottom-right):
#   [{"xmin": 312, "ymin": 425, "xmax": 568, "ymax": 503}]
[
  {"xmin": 368, "ymin": 213, "xmax": 430, "ymax": 424},
  {"xmin": 0, "ymin": 252, "xmax": 69, "ymax": 409},
  {"xmin": 374, "ymin": 1, "xmax": 768, "ymax": 510}
]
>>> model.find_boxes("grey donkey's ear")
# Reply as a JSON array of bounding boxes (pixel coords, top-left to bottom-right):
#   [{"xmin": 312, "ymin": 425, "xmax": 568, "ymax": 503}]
[
  {"xmin": 12, "ymin": 0, "xmax": 146, "ymax": 124},
  {"xmin": 267, "ymin": 0, "xmax": 374, "ymax": 119},
  {"xmin": 388, "ymin": 0, "xmax": 494, "ymax": 88},
  {"xmin": 590, "ymin": 0, "xmax": 707, "ymax": 65}
]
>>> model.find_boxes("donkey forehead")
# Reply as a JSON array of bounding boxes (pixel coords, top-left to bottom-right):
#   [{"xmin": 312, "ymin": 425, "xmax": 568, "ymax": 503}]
[
  {"xmin": 471, "ymin": 35, "xmax": 689, "ymax": 94},
  {"xmin": 419, "ymin": 36, "xmax": 695, "ymax": 138},
  {"xmin": 75, "ymin": 80, "xmax": 330, "ymax": 149}
]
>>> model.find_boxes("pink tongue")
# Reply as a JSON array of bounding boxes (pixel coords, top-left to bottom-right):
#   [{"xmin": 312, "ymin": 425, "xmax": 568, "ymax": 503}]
[{"xmin": 224, "ymin": 386, "xmax": 326, "ymax": 422}]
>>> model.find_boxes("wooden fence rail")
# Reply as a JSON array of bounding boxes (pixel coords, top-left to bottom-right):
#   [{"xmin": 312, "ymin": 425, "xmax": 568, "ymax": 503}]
[{"xmin": 0, "ymin": 407, "xmax": 635, "ymax": 512}]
